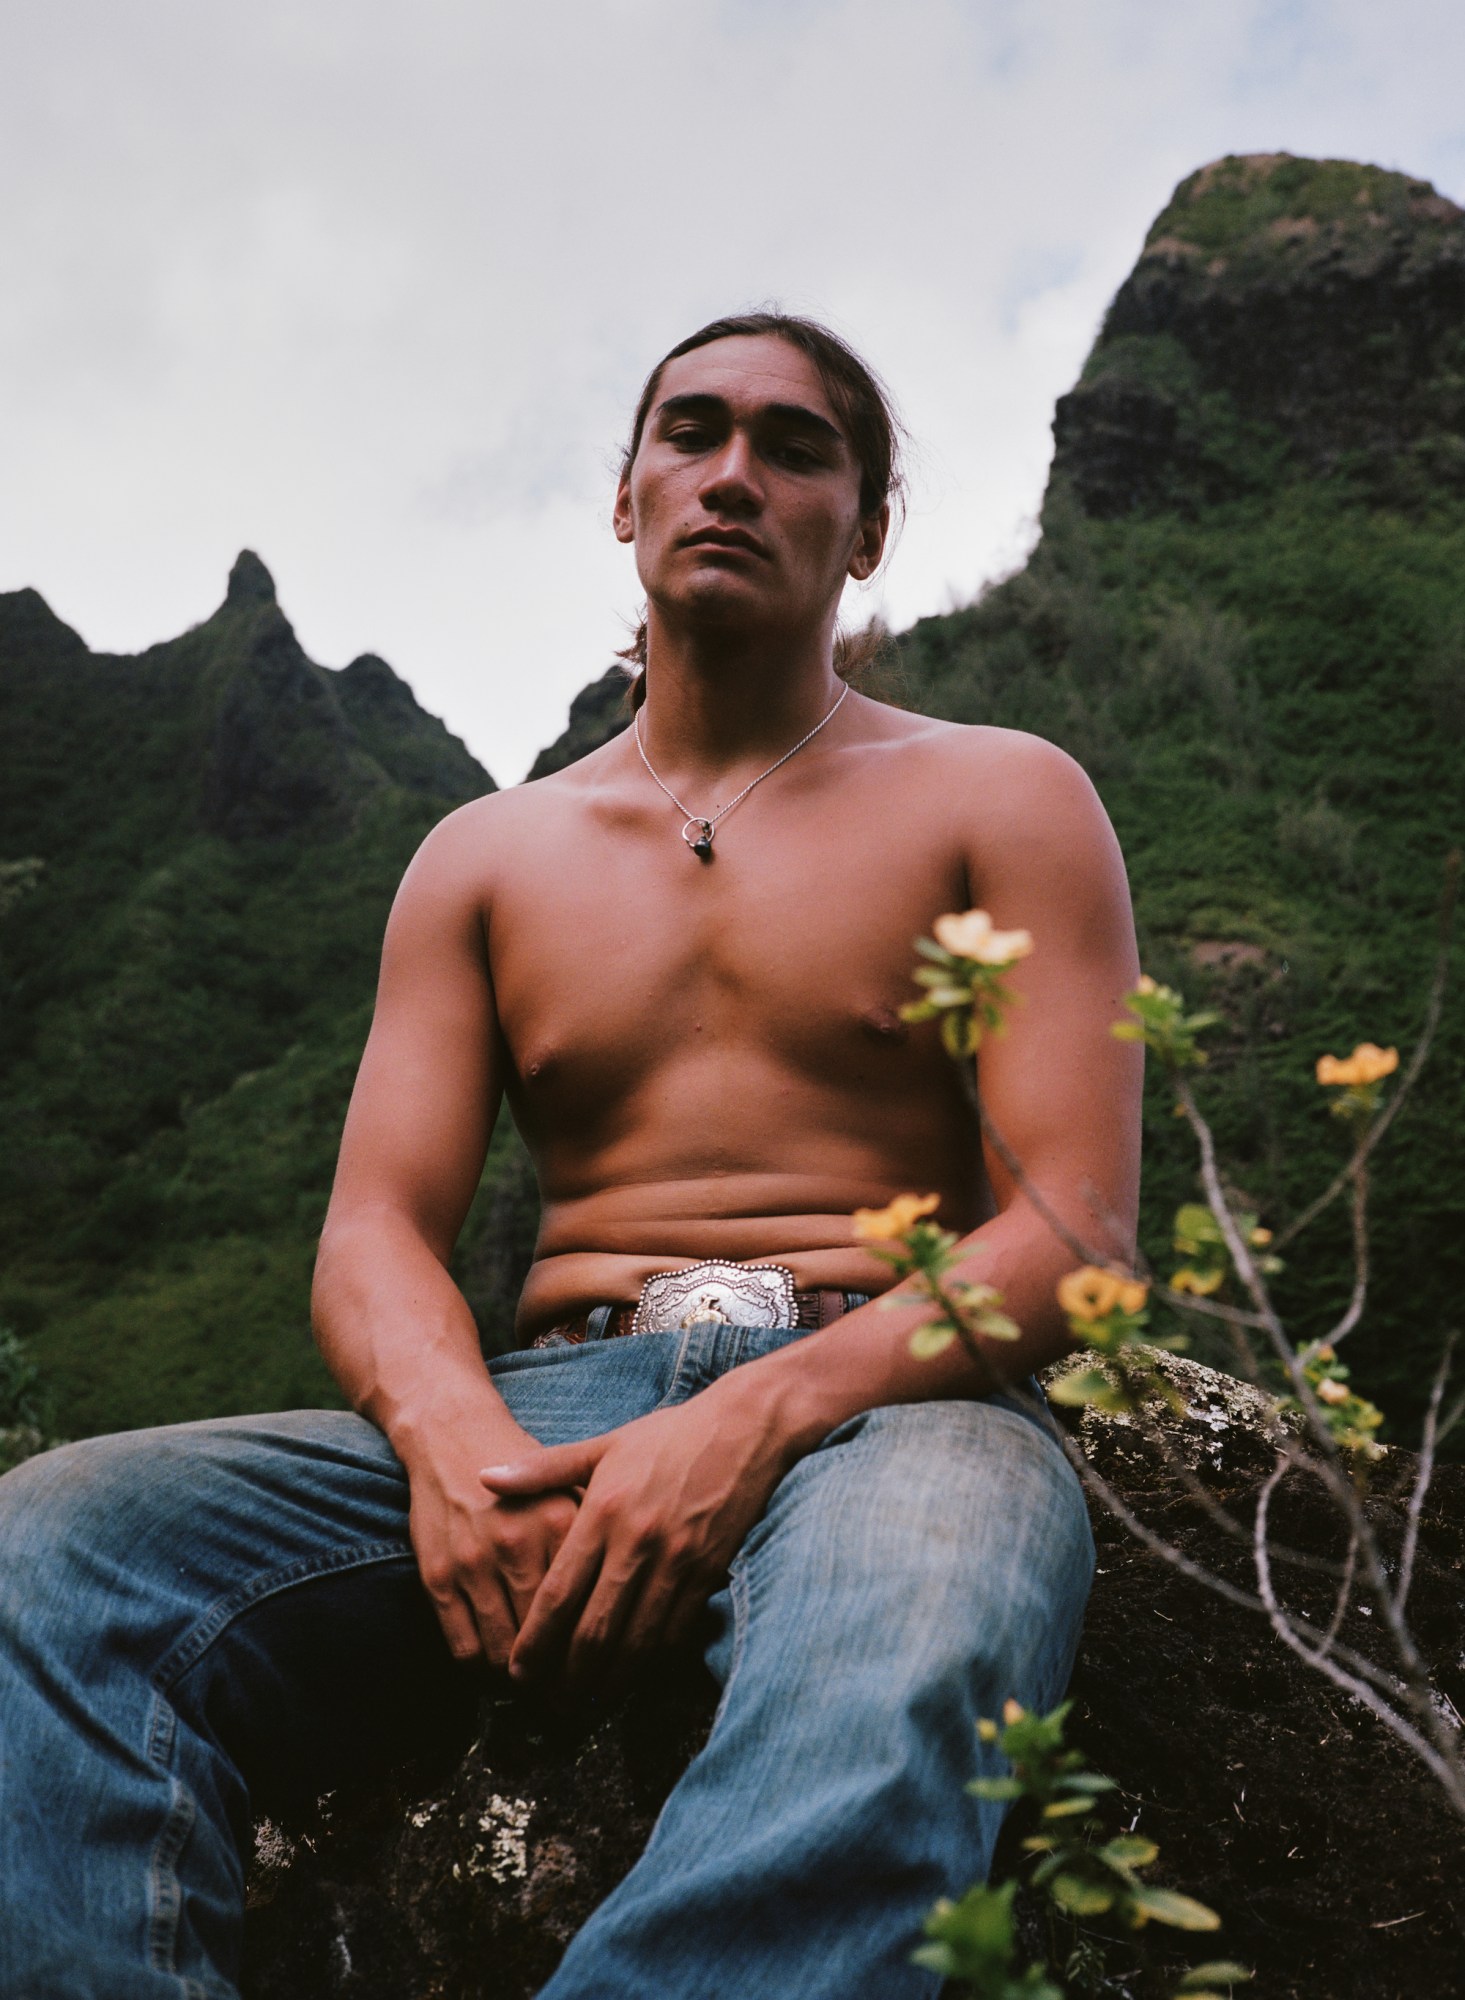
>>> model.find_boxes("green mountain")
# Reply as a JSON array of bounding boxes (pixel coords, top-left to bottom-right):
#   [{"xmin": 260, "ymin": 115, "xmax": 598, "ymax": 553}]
[
  {"xmin": 0, "ymin": 554, "xmax": 520, "ymax": 1439},
  {"xmin": 2, "ymin": 152, "xmax": 1462, "ymax": 1451}
]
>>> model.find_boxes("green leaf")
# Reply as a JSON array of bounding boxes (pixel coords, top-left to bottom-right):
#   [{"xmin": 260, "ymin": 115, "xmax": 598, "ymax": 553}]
[
  {"xmin": 916, "ymin": 1879, "xmax": 1020, "ymax": 1981},
  {"xmin": 968, "ymin": 1775, "xmax": 1024, "ymax": 1802},
  {"xmin": 976, "ymin": 1310, "xmax": 1021, "ymax": 1341},
  {"xmin": 1175, "ymin": 1963, "xmax": 1253, "ymax": 1993},
  {"xmin": 1101, "ymin": 1834, "xmax": 1160, "ymax": 1869},
  {"xmin": 1131, "ymin": 1887, "xmax": 1222, "ymax": 1931},
  {"xmin": 910, "ymin": 1322, "xmax": 957, "ymax": 1359},
  {"xmin": 1050, "ymin": 1873, "xmax": 1115, "ymax": 1918},
  {"xmin": 941, "ymin": 1010, "xmax": 975, "ymax": 1059},
  {"xmin": 1045, "ymin": 1367, "xmax": 1128, "ymax": 1412},
  {"xmin": 1041, "ymin": 1795, "xmax": 1097, "ymax": 1818}
]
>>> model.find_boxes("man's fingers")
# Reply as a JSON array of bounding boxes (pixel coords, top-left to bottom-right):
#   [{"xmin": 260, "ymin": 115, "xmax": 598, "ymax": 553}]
[
  {"xmin": 481, "ymin": 1437, "xmax": 605, "ymax": 1495},
  {"xmin": 430, "ymin": 1589, "xmax": 484, "ymax": 1664},
  {"xmin": 561, "ymin": 1565, "xmax": 649, "ymax": 1697},
  {"xmin": 467, "ymin": 1575, "xmax": 520, "ymax": 1671},
  {"xmin": 508, "ymin": 1517, "xmax": 603, "ymax": 1680}
]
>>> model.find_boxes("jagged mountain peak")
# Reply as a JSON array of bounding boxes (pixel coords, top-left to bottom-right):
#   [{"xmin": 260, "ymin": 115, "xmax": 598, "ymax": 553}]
[{"xmin": 226, "ymin": 549, "xmax": 277, "ymax": 607}]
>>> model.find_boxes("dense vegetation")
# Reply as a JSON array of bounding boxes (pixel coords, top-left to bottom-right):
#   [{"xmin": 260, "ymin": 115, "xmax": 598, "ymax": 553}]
[
  {"xmin": 0, "ymin": 555, "xmax": 511, "ymax": 1437},
  {"xmin": 0, "ymin": 152, "xmax": 1461, "ymax": 1449}
]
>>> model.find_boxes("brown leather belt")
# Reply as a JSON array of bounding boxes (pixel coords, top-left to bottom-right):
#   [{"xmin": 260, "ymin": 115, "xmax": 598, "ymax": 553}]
[{"xmin": 528, "ymin": 1259, "xmax": 870, "ymax": 1349}]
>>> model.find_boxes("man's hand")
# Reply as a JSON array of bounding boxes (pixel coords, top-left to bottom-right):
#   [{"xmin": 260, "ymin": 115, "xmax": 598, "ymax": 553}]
[
  {"xmin": 402, "ymin": 1416, "xmax": 581, "ymax": 1669},
  {"xmin": 479, "ymin": 1384, "xmax": 794, "ymax": 1696}
]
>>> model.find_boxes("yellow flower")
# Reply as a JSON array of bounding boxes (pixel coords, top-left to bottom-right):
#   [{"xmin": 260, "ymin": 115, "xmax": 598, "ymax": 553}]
[
  {"xmin": 1315, "ymin": 1043, "xmax": 1399, "ymax": 1087},
  {"xmin": 1250, "ymin": 1226, "xmax": 1273, "ymax": 1246},
  {"xmin": 1313, "ymin": 1344, "xmax": 1336, "ymax": 1363},
  {"xmin": 932, "ymin": 909, "xmax": 1035, "ymax": 966},
  {"xmin": 851, "ymin": 1192, "xmax": 941, "ymax": 1243},
  {"xmin": 1134, "ymin": 974, "xmax": 1158, "ymax": 995},
  {"xmin": 1315, "ymin": 1377, "xmax": 1350, "ymax": 1407},
  {"xmin": 1002, "ymin": 1698, "xmax": 1026, "ymax": 1726},
  {"xmin": 1170, "ymin": 1266, "xmax": 1224, "ymax": 1297},
  {"xmin": 1057, "ymin": 1266, "xmax": 1147, "ymax": 1321}
]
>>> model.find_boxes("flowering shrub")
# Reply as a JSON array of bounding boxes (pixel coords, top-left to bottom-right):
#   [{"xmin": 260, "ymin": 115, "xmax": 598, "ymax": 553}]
[
  {"xmin": 916, "ymin": 1702, "xmax": 1246, "ymax": 2000},
  {"xmin": 870, "ymin": 891, "xmax": 1461, "ymax": 1994}
]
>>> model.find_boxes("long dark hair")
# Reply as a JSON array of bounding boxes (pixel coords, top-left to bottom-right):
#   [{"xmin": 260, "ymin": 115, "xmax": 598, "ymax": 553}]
[{"xmin": 615, "ymin": 311, "xmax": 906, "ymax": 702}]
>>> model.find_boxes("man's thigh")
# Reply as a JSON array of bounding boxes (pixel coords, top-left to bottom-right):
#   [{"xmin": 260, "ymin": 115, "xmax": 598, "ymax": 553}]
[{"xmin": 710, "ymin": 1389, "xmax": 1095, "ymax": 1725}]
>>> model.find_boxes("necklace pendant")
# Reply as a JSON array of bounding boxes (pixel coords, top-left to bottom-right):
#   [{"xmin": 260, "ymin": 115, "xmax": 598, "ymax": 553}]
[{"xmin": 682, "ymin": 817, "xmax": 715, "ymax": 860}]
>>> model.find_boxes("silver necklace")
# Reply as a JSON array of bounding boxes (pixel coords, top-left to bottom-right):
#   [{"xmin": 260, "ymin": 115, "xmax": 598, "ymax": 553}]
[{"xmin": 634, "ymin": 681, "xmax": 850, "ymax": 860}]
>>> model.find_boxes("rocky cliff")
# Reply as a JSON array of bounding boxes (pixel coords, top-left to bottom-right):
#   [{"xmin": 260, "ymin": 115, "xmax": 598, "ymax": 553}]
[{"xmin": 1052, "ymin": 153, "xmax": 1465, "ymax": 516}]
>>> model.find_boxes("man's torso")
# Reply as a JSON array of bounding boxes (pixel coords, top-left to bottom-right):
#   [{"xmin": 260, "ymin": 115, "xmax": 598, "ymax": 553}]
[{"xmin": 458, "ymin": 701, "xmax": 1041, "ymax": 1335}]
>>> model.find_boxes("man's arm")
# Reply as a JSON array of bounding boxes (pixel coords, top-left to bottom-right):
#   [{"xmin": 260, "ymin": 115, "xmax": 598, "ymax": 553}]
[
  {"xmin": 484, "ymin": 738, "xmax": 1142, "ymax": 1690},
  {"xmin": 313, "ymin": 806, "xmax": 577, "ymax": 1666}
]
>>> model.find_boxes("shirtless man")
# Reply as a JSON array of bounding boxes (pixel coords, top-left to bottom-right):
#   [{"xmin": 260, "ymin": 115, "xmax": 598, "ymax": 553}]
[{"xmin": 0, "ymin": 313, "xmax": 1140, "ymax": 2000}]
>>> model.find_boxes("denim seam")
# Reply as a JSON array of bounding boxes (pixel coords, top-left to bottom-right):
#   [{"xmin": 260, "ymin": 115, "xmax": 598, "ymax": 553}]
[
  {"xmin": 143, "ymin": 1689, "xmax": 197, "ymax": 1987},
  {"xmin": 708, "ymin": 1553, "xmax": 752, "ymax": 1738},
  {"xmin": 151, "ymin": 1539, "xmax": 412, "ymax": 1695},
  {"xmin": 650, "ymin": 1325, "xmax": 698, "ymax": 1411}
]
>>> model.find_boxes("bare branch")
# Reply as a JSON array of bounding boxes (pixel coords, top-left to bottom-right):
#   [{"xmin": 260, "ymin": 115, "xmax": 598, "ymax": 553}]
[
  {"xmin": 1395, "ymin": 1333, "xmax": 1458, "ymax": 1616},
  {"xmin": 1253, "ymin": 1459, "xmax": 1465, "ymax": 1814},
  {"xmin": 1317, "ymin": 1160, "xmax": 1369, "ymax": 1350},
  {"xmin": 1317, "ymin": 1526, "xmax": 1359, "ymax": 1654}
]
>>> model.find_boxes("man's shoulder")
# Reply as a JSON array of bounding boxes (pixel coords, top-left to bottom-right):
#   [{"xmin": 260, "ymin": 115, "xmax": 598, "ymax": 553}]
[{"xmin": 866, "ymin": 707, "xmax": 1093, "ymax": 802}]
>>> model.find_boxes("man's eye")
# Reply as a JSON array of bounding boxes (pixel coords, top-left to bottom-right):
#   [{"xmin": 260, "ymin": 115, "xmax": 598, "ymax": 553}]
[
  {"xmin": 667, "ymin": 425, "xmax": 713, "ymax": 449},
  {"xmin": 774, "ymin": 442, "xmax": 822, "ymax": 469}
]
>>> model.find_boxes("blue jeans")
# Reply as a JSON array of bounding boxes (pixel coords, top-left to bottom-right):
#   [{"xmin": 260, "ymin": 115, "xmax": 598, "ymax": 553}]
[{"xmin": 0, "ymin": 1321, "xmax": 1094, "ymax": 1999}]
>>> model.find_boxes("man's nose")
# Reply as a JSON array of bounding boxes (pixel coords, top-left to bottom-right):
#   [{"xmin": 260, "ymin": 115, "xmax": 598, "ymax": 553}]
[{"xmin": 698, "ymin": 432, "xmax": 763, "ymax": 513}]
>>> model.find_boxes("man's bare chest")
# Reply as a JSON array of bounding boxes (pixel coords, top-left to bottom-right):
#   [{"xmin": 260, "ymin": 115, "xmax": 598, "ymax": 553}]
[{"xmin": 483, "ymin": 778, "xmax": 971, "ymax": 1105}]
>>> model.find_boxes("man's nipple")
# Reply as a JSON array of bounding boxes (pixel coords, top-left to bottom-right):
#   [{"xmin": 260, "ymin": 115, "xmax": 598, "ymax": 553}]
[{"xmin": 859, "ymin": 1005, "xmax": 908, "ymax": 1044}]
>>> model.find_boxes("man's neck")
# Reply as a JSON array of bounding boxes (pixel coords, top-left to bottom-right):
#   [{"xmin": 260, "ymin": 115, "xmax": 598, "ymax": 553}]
[{"xmin": 635, "ymin": 616, "xmax": 848, "ymax": 791}]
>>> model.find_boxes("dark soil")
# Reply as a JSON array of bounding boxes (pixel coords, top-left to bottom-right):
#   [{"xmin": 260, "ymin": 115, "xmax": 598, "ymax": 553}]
[{"xmin": 1044, "ymin": 1416, "xmax": 1465, "ymax": 2000}]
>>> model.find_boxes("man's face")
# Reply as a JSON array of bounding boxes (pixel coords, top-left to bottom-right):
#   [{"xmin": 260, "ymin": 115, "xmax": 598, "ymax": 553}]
[{"xmin": 613, "ymin": 334, "xmax": 887, "ymax": 646}]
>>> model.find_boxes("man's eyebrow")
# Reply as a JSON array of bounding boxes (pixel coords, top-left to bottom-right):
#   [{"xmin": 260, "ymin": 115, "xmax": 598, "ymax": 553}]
[{"xmin": 653, "ymin": 392, "xmax": 846, "ymax": 446}]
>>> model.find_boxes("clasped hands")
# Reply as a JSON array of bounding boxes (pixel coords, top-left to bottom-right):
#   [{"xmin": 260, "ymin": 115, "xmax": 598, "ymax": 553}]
[{"xmin": 414, "ymin": 1382, "xmax": 791, "ymax": 1697}]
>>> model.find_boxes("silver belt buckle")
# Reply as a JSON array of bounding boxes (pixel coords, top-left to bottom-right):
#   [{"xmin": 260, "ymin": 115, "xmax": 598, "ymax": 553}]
[{"xmin": 631, "ymin": 1259, "xmax": 798, "ymax": 1335}]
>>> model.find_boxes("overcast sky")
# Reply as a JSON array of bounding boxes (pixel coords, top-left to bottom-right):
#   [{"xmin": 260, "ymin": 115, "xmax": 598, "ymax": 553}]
[{"xmin": 5, "ymin": 2, "xmax": 1464, "ymax": 782}]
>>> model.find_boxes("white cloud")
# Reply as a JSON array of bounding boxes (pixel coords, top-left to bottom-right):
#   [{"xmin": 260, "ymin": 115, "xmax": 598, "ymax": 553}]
[{"xmin": 3, "ymin": 0, "xmax": 1463, "ymax": 780}]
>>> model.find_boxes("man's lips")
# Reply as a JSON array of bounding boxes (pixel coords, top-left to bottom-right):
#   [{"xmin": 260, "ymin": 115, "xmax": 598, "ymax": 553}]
[{"xmin": 680, "ymin": 528, "xmax": 768, "ymax": 558}]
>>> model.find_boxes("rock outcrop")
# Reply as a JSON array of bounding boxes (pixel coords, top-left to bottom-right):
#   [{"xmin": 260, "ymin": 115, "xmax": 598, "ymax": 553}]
[
  {"xmin": 1052, "ymin": 153, "xmax": 1465, "ymax": 516},
  {"xmin": 242, "ymin": 1357, "xmax": 1465, "ymax": 1999}
]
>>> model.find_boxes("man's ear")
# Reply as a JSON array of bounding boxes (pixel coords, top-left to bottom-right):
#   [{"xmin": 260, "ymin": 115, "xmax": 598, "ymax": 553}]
[
  {"xmin": 613, "ymin": 476, "xmax": 635, "ymax": 545},
  {"xmin": 847, "ymin": 501, "xmax": 890, "ymax": 582}
]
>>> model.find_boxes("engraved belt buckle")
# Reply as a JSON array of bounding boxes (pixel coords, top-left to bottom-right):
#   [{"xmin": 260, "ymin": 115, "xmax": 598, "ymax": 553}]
[{"xmin": 631, "ymin": 1259, "xmax": 798, "ymax": 1335}]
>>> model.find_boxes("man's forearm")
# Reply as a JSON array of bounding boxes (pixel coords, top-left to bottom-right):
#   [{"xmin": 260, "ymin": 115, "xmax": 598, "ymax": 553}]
[
  {"xmin": 312, "ymin": 1207, "xmax": 526, "ymax": 1462},
  {"xmin": 712, "ymin": 1200, "xmax": 1098, "ymax": 1463}
]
